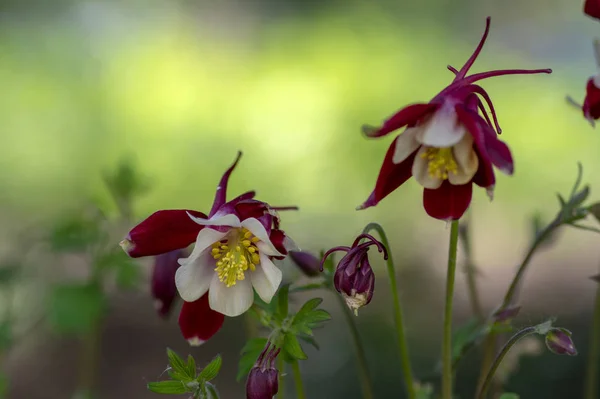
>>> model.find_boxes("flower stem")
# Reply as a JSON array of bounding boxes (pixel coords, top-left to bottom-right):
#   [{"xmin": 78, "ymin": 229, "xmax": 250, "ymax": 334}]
[
  {"xmin": 442, "ymin": 220, "xmax": 460, "ymax": 399},
  {"xmin": 584, "ymin": 270, "xmax": 600, "ymax": 399},
  {"xmin": 335, "ymin": 293, "xmax": 375, "ymax": 399},
  {"xmin": 459, "ymin": 217, "xmax": 484, "ymax": 321},
  {"xmin": 277, "ymin": 356, "xmax": 285, "ymax": 399},
  {"xmin": 476, "ymin": 222, "xmax": 557, "ymax": 393},
  {"xmin": 362, "ymin": 222, "xmax": 415, "ymax": 399},
  {"xmin": 476, "ymin": 327, "xmax": 536, "ymax": 399},
  {"xmin": 291, "ymin": 361, "xmax": 306, "ymax": 399}
]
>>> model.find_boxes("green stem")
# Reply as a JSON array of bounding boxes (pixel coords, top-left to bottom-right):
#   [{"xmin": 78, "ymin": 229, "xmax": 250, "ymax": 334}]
[
  {"xmin": 335, "ymin": 293, "xmax": 375, "ymax": 399},
  {"xmin": 584, "ymin": 273, "xmax": 600, "ymax": 399},
  {"xmin": 362, "ymin": 222, "xmax": 415, "ymax": 399},
  {"xmin": 78, "ymin": 320, "xmax": 102, "ymax": 397},
  {"xmin": 476, "ymin": 222, "xmax": 557, "ymax": 393},
  {"xmin": 277, "ymin": 356, "xmax": 285, "ymax": 399},
  {"xmin": 291, "ymin": 361, "xmax": 306, "ymax": 399},
  {"xmin": 442, "ymin": 220, "xmax": 460, "ymax": 399},
  {"xmin": 459, "ymin": 215, "xmax": 483, "ymax": 321},
  {"xmin": 476, "ymin": 327, "xmax": 536, "ymax": 399}
]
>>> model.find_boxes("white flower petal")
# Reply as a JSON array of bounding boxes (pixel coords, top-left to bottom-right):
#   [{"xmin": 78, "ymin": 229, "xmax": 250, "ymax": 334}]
[
  {"xmin": 392, "ymin": 127, "xmax": 421, "ymax": 164},
  {"xmin": 283, "ymin": 235, "xmax": 300, "ymax": 252},
  {"xmin": 208, "ymin": 274, "xmax": 254, "ymax": 317},
  {"xmin": 241, "ymin": 218, "xmax": 283, "ymax": 256},
  {"xmin": 448, "ymin": 134, "xmax": 479, "ymax": 185},
  {"xmin": 250, "ymin": 254, "xmax": 283, "ymax": 303},
  {"xmin": 179, "ymin": 228, "xmax": 229, "ymax": 266},
  {"xmin": 187, "ymin": 212, "xmax": 241, "ymax": 227},
  {"xmin": 175, "ymin": 250, "xmax": 215, "ymax": 302},
  {"xmin": 415, "ymin": 103, "xmax": 466, "ymax": 147},
  {"xmin": 412, "ymin": 146, "xmax": 443, "ymax": 189}
]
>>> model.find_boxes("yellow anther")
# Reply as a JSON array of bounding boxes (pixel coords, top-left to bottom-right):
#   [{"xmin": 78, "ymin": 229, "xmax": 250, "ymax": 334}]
[
  {"xmin": 242, "ymin": 240, "xmax": 251, "ymax": 247},
  {"xmin": 244, "ymin": 231, "xmax": 253, "ymax": 239},
  {"xmin": 211, "ymin": 227, "xmax": 262, "ymax": 288},
  {"xmin": 251, "ymin": 237, "xmax": 259, "ymax": 243},
  {"xmin": 422, "ymin": 147, "xmax": 458, "ymax": 180}
]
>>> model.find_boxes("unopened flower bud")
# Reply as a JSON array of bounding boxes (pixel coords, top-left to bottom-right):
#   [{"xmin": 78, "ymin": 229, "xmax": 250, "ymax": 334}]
[
  {"xmin": 492, "ymin": 305, "xmax": 521, "ymax": 324},
  {"xmin": 322, "ymin": 233, "xmax": 387, "ymax": 315},
  {"xmin": 151, "ymin": 250, "xmax": 184, "ymax": 317},
  {"xmin": 289, "ymin": 250, "xmax": 321, "ymax": 277},
  {"xmin": 545, "ymin": 328, "xmax": 578, "ymax": 356},
  {"xmin": 246, "ymin": 342, "xmax": 280, "ymax": 399}
]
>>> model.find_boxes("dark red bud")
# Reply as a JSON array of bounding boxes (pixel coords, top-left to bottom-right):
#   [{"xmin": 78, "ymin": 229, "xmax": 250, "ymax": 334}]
[
  {"xmin": 289, "ymin": 250, "xmax": 321, "ymax": 277},
  {"xmin": 545, "ymin": 328, "xmax": 577, "ymax": 356},
  {"xmin": 151, "ymin": 250, "xmax": 184, "ymax": 318},
  {"xmin": 246, "ymin": 342, "xmax": 280, "ymax": 399}
]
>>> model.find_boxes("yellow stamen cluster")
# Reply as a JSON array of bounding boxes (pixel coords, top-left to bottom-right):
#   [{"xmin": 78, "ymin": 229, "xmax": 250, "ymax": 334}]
[
  {"xmin": 211, "ymin": 228, "xmax": 261, "ymax": 288},
  {"xmin": 420, "ymin": 147, "xmax": 458, "ymax": 180}
]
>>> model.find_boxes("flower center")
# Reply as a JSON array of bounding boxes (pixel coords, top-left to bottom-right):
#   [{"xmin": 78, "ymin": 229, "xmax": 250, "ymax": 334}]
[
  {"xmin": 211, "ymin": 228, "xmax": 260, "ymax": 288},
  {"xmin": 420, "ymin": 147, "xmax": 458, "ymax": 180}
]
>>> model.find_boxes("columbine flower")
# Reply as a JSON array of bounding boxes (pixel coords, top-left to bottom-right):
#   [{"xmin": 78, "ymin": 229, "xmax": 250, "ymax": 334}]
[
  {"xmin": 357, "ymin": 17, "xmax": 551, "ymax": 220},
  {"xmin": 321, "ymin": 233, "xmax": 387, "ymax": 315},
  {"xmin": 246, "ymin": 341, "xmax": 280, "ymax": 399},
  {"xmin": 121, "ymin": 151, "xmax": 297, "ymax": 322},
  {"xmin": 545, "ymin": 328, "xmax": 578, "ymax": 356},
  {"xmin": 151, "ymin": 249, "xmax": 184, "ymax": 318},
  {"xmin": 178, "ymin": 293, "xmax": 225, "ymax": 346},
  {"xmin": 568, "ymin": 39, "xmax": 600, "ymax": 126},
  {"xmin": 289, "ymin": 250, "xmax": 321, "ymax": 277},
  {"xmin": 585, "ymin": 0, "xmax": 600, "ymax": 20}
]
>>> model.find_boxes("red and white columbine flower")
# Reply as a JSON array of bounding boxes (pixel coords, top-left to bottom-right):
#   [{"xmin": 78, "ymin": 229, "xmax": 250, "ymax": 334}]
[
  {"xmin": 120, "ymin": 151, "xmax": 297, "ymax": 343},
  {"xmin": 358, "ymin": 17, "xmax": 551, "ymax": 220}
]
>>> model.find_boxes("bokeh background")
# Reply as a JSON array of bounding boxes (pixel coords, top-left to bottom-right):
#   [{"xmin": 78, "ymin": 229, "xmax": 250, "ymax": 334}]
[{"xmin": 1, "ymin": 0, "xmax": 600, "ymax": 398}]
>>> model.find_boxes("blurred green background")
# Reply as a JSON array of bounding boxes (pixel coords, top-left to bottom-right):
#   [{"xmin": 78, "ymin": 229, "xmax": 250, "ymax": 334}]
[{"xmin": 1, "ymin": 0, "xmax": 600, "ymax": 398}]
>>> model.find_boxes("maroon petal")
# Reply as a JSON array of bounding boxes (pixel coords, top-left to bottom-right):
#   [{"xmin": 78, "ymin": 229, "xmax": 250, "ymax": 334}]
[
  {"xmin": 486, "ymin": 138, "xmax": 514, "ymax": 175},
  {"xmin": 423, "ymin": 181, "xmax": 473, "ymax": 221},
  {"xmin": 472, "ymin": 148, "xmax": 496, "ymax": 189},
  {"xmin": 363, "ymin": 103, "xmax": 437, "ymax": 138},
  {"xmin": 357, "ymin": 136, "xmax": 417, "ymax": 210},
  {"xmin": 208, "ymin": 151, "xmax": 243, "ymax": 217},
  {"xmin": 178, "ymin": 294, "xmax": 225, "ymax": 346},
  {"xmin": 120, "ymin": 210, "xmax": 207, "ymax": 258},
  {"xmin": 151, "ymin": 250, "xmax": 184, "ymax": 318},
  {"xmin": 269, "ymin": 229, "xmax": 288, "ymax": 256},
  {"xmin": 585, "ymin": 0, "xmax": 600, "ymax": 20},
  {"xmin": 583, "ymin": 78, "xmax": 600, "ymax": 121}
]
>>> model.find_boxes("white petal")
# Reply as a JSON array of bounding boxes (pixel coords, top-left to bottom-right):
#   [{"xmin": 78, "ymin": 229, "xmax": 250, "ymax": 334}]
[
  {"xmin": 187, "ymin": 212, "xmax": 241, "ymax": 227},
  {"xmin": 392, "ymin": 128, "xmax": 421, "ymax": 164},
  {"xmin": 208, "ymin": 274, "xmax": 254, "ymax": 317},
  {"xmin": 412, "ymin": 146, "xmax": 443, "ymax": 189},
  {"xmin": 250, "ymin": 254, "xmax": 283, "ymax": 303},
  {"xmin": 283, "ymin": 235, "xmax": 300, "ymax": 252},
  {"xmin": 448, "ymin": 134, "xmax": 479, "ymax": 185},
  {"xmin": 175, "ymin": 250, "xmax": 215, "ymax": 301},
  {"xmin": 415, "ymin": 103, "xmax": 466, "ymax": 147},
  {"xmin": 241, "ymin": 218, "xmax": 283, "ymax": 257},
  {"xmin": 179, "ymin": 228, "xmax": 229, "ymax": 266}
]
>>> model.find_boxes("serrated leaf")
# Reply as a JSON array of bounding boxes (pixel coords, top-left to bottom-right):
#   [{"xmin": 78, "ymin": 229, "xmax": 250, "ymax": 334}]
[
  {"xmin": 275, "ymin": 285, "xmax": 290, "ymax": 321},
  {"xmin": 49, "ymin": 283, "xmax": 106, "ymax": 334},
  {"xmin": 283, "ymin": 333, "xmax": 307, "ymax": 361},
  {"xmin": 295, "ymin": 298, "xmax": 322, "ymax": 319},
  {"xmin": 199, "ymin": 355, "xmax": 222, "ymax": 382},
  {"xmin": 147, "ymin": 380, "xmax": 188, "ymax": 394},
  {"xmin": 237, "ymin": 338, "xmax": 268, "ymax": 382},
  {"xmin": 186, "ymin": 355, "xmax": 197, "ymax": 379},
  {"xmin": 303, "ymin": 309, "xmax": 331, "ymax": 324},
  {"xmin": 499, "ymin": 393, "xmax": 519, "ymax": 399},
  {"xmin": 298, "ymin": 335, "xmax": 320, "ymax": 350},
  {"xmin": 167, "ymin": 348, "xmax": 193, "ymax": 380}
]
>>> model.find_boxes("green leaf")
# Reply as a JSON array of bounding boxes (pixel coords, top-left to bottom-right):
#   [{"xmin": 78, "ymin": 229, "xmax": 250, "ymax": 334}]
[
  {"xmin": 499, "ymin": 393, "xmax": 519, "ymax": 399},
  {"xmin": 237, "ymin": 338, "xmax": 268, "ymax": 382},
  {"xmin": 275, "ymin": 284, "xmax": 290, "ymax": 321},
  {"xmin": 298, "ymin": 335, "xmax": 320, "ymax": 350},
  {"xmin": 147, "ymin": 380, "xmax": 188, "ymax": 394},
  {"xmin": 283, "ymin": 333, "xmax": 307, "ymax": 361},
  {"xmin": 186, "ymin": 355, "xmax": 197, "ymax": 379},
  {"xmin": 166, "ymin": 348, "xmax": 194, "ymax": 380},
  {"xmin": 49, "ymin": 283, "xmax": 106, "ymax": 334},
  {"xmin": 205, "ymin": 382, "xmax": 220, "ymax": 399},
  {"xmin": 296, "ymin": 298, "xmax": 322, "ymax": 316},
  {"xmin": 49, "ymin": 217, "xmax": 101, "ymax": 253},
  {"xmin": 452, "ymin": 319, "xmax": 484, "ymax": 362},
  {"xmin": 571, "ymin": 185, "xmax": 590, "ymax": 207},
  {"xmin": 199, "ymin": 354, "xmax": 222, "ymax": 382},
  {"xmin": 291, "ymin": 298, "xmax": 330, "ymax": 336}
]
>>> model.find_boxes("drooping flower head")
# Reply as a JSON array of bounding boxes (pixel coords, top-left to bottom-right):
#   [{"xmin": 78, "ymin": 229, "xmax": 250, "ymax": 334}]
[
  {"xmin": 358, "ymin": 17, "xmax": 551, "ymax": 220},
  {"xmin": 567, "ymin": 39, "xmax": 600, "ymax": 126},
  {"xmin": 544, "ymin": 328, "xmax": 578, "ymax": 356},
  {"xmin": 151, "ymin": 249, "xmax": 185, "ymax": 318},
  {"xmin": 120, "ymin": 151, "xmax": 298, "ymax": 344},
  {"xmin": 289, "ymin": 250, "xmax": 322, "ymax": 277},
  {"xmin": 321, "ymin": 233, "xmax": 387, "ymax": 315},
  {"xmin": 246, "ymin": 341, "xmax": 280, "ymax": 399}
]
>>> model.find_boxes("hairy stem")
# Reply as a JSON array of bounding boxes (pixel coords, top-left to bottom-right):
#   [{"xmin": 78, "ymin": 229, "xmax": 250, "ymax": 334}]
[
  {"xmin": 335, "ymin": 293, "xmax": 374, "ymax": 399},
  {"xmin": 442, "ymin": 221, "xmax": 460, "ymax": 399},
  {"xmin": 476, "ymin": 327, "xmax": 536, "ymax": 399},
  {"xmin": 363, "ymin": 222, "xmax": 415, "ymax": 399},
  {"xmin": 291, "ymin": 361, "xmax": 306, "ymax": 399}
]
